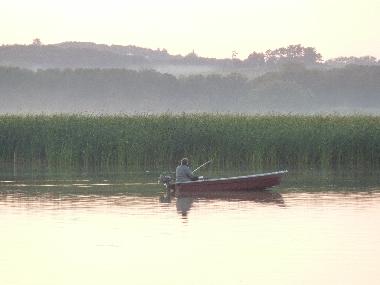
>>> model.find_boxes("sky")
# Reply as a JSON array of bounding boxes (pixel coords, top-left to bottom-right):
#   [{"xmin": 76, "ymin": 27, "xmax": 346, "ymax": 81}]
[{"xmin": 0, "ymin": 0, "xmax": 379, "ymax": 60}]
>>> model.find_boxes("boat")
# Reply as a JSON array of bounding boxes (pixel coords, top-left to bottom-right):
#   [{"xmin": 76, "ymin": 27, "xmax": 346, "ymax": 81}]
[{"xmin": 165, "ymin": 170, "xmax": 287, "ymax": 196}]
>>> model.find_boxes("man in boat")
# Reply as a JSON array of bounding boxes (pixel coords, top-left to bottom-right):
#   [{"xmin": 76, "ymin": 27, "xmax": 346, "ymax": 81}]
[{"xmin": 175, "ymin": 158, "xmax": 199, "ymax": 183}]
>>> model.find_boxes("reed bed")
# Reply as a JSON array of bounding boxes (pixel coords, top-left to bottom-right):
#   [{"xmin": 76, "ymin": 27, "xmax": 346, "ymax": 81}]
[{"xmin": 1, "ymin": 114, "xmax": 380, "ymax": 173}]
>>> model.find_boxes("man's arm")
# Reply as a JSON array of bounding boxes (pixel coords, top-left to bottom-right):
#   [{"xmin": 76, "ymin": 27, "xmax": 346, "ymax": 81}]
[{"xmin": 185, "ymin": 167, "xmax": 198, "ymax": 181}]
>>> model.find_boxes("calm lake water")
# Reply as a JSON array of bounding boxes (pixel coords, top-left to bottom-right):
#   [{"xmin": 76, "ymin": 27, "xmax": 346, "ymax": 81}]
[{"xmin": 1, "ymin": 171, "xmax": 380, "ymax": 285}]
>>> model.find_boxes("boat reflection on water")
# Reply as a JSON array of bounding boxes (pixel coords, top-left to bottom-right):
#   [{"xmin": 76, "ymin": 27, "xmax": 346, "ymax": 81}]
[
  {"xmin": 176, "ymin": 196, "xmax": 194, "ymax": 217},
  {"xmin": 160, "ymin": 189, "xmax": 284, "ymax": 218}
]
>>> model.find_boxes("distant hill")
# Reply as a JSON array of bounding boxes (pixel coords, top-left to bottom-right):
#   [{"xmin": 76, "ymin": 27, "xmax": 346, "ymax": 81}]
[
  {"xmin": 0, "ymin": 42, "xmax": 230, "ymax": 76},
  {"xmin": 1, "ymin": 42, "xmax": 378, "ymax": 77}
]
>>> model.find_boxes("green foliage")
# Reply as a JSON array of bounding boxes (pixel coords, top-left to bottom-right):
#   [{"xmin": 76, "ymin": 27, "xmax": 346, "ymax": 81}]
[{"xmin": 1, "ymin": 114, "xmax": 380, "ymax": 173}]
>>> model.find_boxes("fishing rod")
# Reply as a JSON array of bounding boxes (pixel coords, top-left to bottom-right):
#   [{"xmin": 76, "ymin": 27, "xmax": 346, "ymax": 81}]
[{"xmin": 193, "ymin": 159, "xmax": 213, "ymax": 173}]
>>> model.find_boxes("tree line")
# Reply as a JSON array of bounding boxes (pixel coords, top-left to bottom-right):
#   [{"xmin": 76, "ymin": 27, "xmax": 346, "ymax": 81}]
[
  {"xmin": 0, "ymin": 42, "xmax": 378, "ymax": 74},
  {"xmin": 1, "ymin": 65, "xmax": 379, "ymax": 114}
]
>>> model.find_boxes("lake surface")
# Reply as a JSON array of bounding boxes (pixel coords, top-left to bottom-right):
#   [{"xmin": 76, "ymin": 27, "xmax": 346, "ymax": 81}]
[{"xmin": 1, "ymin": 171, "xmax": 380, "ymax": 285}]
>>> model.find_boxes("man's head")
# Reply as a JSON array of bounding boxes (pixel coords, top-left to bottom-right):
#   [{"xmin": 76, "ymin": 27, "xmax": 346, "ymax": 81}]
[{"xmin": 181, "ymin": 157, "xmax": 189, "ymax": 166}]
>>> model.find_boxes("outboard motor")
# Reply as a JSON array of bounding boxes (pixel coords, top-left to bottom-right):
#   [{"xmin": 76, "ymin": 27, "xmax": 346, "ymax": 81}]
[
  {"xmin": 158, "ymin": 174, "xmax": 174, "ymax": 203},
  {"xmin": 158, "ymin": 174, "xmax": 173, "ymax": 187}
]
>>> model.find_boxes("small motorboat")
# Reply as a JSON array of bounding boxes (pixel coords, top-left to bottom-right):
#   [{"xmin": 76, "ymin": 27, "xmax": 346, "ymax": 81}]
[{"xmin": 160, "ymin": 170, "xmax": 287, "ymax": 196}]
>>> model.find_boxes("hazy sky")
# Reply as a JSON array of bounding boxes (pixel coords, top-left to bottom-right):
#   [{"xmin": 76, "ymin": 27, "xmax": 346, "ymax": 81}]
[{"xmin": 1, "ymin": 0, "xmax": 379, "ymax": 60}]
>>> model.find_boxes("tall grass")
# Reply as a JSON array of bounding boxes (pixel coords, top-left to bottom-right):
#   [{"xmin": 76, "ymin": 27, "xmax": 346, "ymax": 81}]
[{"xmin": 1, "ymin": 114, "xmax": 380, "ymax": 173}]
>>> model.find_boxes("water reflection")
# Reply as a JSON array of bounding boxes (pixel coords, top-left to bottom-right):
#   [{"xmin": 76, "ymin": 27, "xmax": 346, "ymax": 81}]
[
  {"xmin": 1, "ymin": 178, "xmax": 285, "ymax": 219},
  {"xmin": 2, "ymin": 174, "xmax": 380, "ymax": 285},
  {"xmin": 176, "ymin": 197, "xmax": 194, "ymax": 217},
  {"xmin": 159, "ymin": 189, "xmax": 285, "ymax": 218}
]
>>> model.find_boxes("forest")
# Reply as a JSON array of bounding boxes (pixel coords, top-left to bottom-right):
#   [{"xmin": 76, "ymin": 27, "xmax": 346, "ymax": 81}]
[
  {"xmin": 0, "ymin": 64, "xmax": 379, "ymax": 114},
  {"xmin": 1, "ymin": 42, "xmax": 379, "ymax": 114}
]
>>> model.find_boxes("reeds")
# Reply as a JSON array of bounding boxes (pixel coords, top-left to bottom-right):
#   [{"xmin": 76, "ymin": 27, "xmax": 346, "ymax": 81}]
[{"xmin": 1, "ymin": 114, "xmax": 380, "ymax": 173}]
